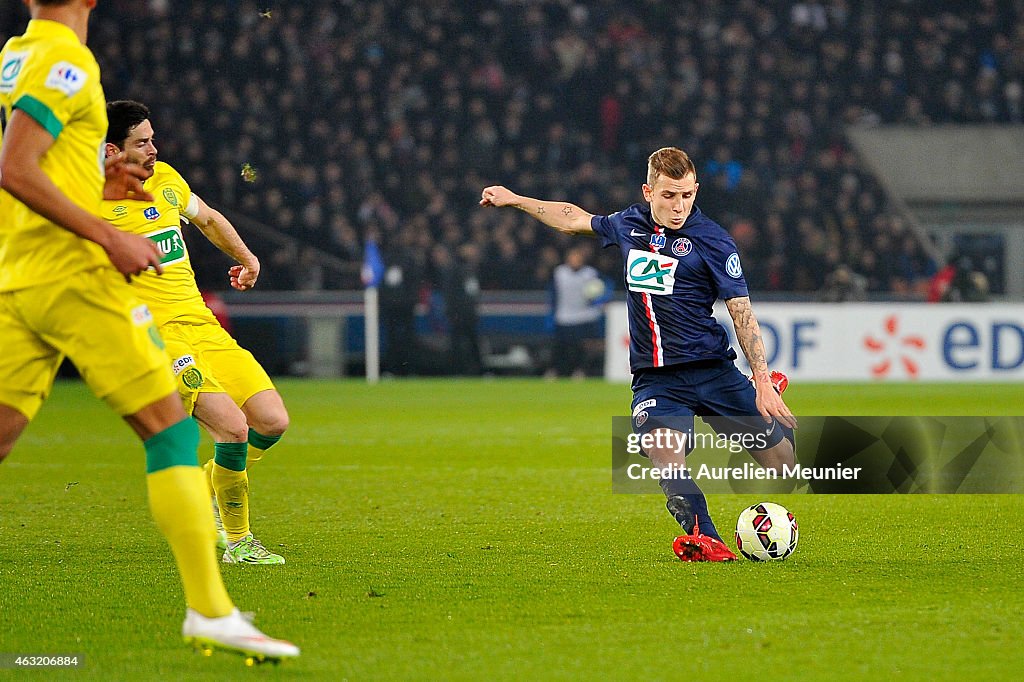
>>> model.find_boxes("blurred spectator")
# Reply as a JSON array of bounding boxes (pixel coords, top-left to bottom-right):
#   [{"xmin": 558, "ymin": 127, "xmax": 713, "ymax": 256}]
[
  {"xmin": 7, "ymin": 2, "xmax": 1017, "ymax": 295},
  {"xmin": 547, "ymin": 245, "xmax": 607, "ymax": 379},
  {"xmin": 431, "ymin": 244, "xmax": 481, "ymax": 375},
  {"xmin": 820, "ymin": 265, "xmax": 869, "ymax": 302},
  {"xmin": 939, "ymin": 257, "xmax": 992, "ymax": 303},
  {"xmin": 380, "ymin": 241, "xmax": 424, "ymax": 376}
]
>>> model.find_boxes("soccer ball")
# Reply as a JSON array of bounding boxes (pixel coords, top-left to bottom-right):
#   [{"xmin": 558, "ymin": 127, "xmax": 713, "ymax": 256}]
[{"xmin": 734, "ymin": 502, "xmax": 799, "ymax": 561}]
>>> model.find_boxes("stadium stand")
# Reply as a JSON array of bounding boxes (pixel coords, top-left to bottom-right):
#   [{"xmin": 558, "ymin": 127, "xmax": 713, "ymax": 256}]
[{"xmin": 4, "ymin": 1, "xmax": 1022, "ymax": 298}]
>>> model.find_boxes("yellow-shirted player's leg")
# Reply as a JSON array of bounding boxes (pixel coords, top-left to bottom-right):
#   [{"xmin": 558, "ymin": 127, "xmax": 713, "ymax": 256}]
[
  {"xmin": 211, "ymin": 442, "xmax": 250, "ymax": 542},
  {"xmin": 246, "ymin": 428, "xmax": 282, "ymax": 466},
  {"xmin": 189, "ymin": 328, "xmax": 286, "ymax": 564},
  {"xmin": 198, "ymin": 331, "xmax": 287, "ymax": 467},
  {"xmin": 42, "ymin": 271, "xmax": 235, "ymax": 617},
  {"xmin": 188, "ymin": 385, "xmax": 284, "ymax": 565},
  {"xmin": 143, "ymin": 415, "xmax": 233, "ymax": 617}
]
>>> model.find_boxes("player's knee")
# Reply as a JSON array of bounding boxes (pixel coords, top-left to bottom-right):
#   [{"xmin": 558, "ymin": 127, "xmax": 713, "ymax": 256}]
[
  {"xmin": 225, "ymin": 423, "xmax": 250, "ymax": 444},
  {"xmin": 254, "ymin": 409, "xmax": 289, "ymax": 438},
  {"xmin": 215, "ymin": 413, "xmax": 250, "ymax": 444}
]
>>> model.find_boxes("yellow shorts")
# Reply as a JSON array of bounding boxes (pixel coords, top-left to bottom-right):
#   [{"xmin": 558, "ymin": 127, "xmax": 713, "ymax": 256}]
[
  {"xmin": 0, "ymin": 268, "xmax": 175, "ymax": 419},
  {"xmin": 159, "ymin": 321, "xmax": 274, "ymax": 415}
]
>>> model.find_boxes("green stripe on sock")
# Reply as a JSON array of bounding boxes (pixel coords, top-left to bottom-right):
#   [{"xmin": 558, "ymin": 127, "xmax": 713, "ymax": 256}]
[
  {"xmin": 248, "ymin": 428, "xmax": 281, "ymax": 451},
  {"xmin": 144, "ymin": 418, "xmax": 200, "ymax": 473},
  {"xmin": 214, "ymin": 441, "xmax": 248, "ymax": 472}
]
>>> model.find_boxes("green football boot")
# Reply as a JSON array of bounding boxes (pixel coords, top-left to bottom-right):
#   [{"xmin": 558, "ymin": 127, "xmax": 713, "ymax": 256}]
[{"xmin": 222, "ymin": 534, "xmax": 285, "ymax": 565}]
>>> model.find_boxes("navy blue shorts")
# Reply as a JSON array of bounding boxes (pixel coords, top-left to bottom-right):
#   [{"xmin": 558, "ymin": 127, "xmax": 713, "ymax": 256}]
[{"xmin": 630, "ymin": 360, "xmax": 786, "ymax": 454}]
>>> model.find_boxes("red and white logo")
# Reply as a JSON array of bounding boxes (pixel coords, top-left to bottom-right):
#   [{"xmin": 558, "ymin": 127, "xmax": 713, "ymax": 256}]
[{"xmin": 863, "ymin": 315, "xmax": 926, "ymax": 379}]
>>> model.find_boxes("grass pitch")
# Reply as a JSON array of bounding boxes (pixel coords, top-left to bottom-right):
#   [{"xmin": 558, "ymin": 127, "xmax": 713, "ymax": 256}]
[{"xmin": 1, "ymin": 379, "xmax": 1022, "ymax": 680}]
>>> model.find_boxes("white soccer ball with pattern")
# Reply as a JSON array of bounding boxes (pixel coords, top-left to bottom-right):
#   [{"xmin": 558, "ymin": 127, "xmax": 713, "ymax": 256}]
[{"xmin": 735, "ymin": 502, "xmax": 799, "ymax": 561}]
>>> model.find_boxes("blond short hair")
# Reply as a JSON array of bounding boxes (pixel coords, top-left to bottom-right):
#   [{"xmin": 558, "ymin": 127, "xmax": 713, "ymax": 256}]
[{"xmin": 647, "ymin": 147, "xmax": 696, "ymax": 186}]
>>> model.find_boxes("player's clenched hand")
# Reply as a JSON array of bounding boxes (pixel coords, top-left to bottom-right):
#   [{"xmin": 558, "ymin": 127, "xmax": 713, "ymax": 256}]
[
  {"xmin": 104, "ymin": 229, "xmax": 164, "ymax": 280},
  {"xmin": 756, "ymin": 385, "xmax": 798, "ymax": 430},
  {"xmin": 103, "ymin": 152, "xmax": 154, "ymax": 202},
  {"xmin": 480, "ymin": 186, "xmax": 519, "ymax": 207},
  {"xmin": 229, "ymin": 262, "xmax": 259, "ymax": 291}
]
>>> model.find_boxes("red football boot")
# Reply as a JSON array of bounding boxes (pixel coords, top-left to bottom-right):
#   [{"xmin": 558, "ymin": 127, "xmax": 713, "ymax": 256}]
[{"xmin": 672, "ymin": 515, "xmax": 738, "ymax": 562}]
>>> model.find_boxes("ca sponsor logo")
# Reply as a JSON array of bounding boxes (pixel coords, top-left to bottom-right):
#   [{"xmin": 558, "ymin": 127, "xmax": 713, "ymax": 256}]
[
  {"xmin": 632, "ymin": 399, "xmax": 657, "ymax": 416},
  {"xmin": 625, "ymin": 249, "xmax": 678, "ymax": 295},
  {"xmin": 171, "ymin": 354, "xmax": 196, "ymax": 376}
]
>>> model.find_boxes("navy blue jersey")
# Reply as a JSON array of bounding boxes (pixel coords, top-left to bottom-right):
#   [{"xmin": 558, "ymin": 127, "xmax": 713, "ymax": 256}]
[{"xmin": 591, "ymin": 204, "xmax": 748, "ymax": 373}]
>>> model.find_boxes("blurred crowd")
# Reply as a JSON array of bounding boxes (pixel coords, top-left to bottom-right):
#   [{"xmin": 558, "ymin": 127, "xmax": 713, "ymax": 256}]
[{"xmin": 4, "ymin": 0, "xmax": 1023, "ymax": 296}]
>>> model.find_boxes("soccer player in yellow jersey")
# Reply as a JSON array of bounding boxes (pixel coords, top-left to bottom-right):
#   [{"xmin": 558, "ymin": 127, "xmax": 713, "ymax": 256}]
[
  {"xmin": 0, "ymin": 0, "xmax": 296, "ymax": 661},
  {"xmin": 103, "ymin": 100, "xmax": 289, "ymax": 565}
]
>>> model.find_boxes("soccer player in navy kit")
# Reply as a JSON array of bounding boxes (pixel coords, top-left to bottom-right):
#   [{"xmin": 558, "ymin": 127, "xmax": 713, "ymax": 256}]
[{"xmin": 481, "ymin": 147, "xmax": 797, "ymax": 561}]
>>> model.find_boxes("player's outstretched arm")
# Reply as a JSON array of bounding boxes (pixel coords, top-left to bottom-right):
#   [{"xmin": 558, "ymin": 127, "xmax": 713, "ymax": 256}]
[
  {"xmin": 0, "ymin": 110, "xmax": 163, "ymax": 279},
  {"xmin": 725, "ymin": 296, "xmax": 797, "ymax": 429},
  {"xmin": 190, "ymin": 196, "xmax": 260, "ymax": 290},
  {"xmin": 480, "ymin": 185, "xmax": 595, "ymax": 235}
]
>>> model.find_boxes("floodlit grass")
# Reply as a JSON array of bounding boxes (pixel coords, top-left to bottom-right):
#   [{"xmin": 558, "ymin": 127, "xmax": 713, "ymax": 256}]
[{"xmin": 1, "ymin": 379, "xmax": 1021, "ymax": 679}]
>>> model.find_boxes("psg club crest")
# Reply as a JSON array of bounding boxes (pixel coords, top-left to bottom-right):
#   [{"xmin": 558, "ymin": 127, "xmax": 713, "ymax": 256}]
[
  {"xmin": 671, "ymin": 238, "xmax": 692, "ymax": 257},
  {"xmin": 649, "ymin": 233, "xmax": 666, "ymax": 250}
]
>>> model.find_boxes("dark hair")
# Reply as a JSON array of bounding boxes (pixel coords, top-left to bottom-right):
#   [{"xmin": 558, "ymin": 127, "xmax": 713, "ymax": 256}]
[{"xmin": 106, "ymin": 100, "xmax": 150, "ymax": 147}]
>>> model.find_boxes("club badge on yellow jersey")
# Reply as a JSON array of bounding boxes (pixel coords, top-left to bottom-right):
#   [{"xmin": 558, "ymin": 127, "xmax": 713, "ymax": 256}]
[{"xmin": 101, "ymin": 161, "xmax": 213, "ymax": 326}]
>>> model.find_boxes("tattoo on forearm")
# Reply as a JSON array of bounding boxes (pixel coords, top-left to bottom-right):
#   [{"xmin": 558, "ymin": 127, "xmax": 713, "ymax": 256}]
[
  {"xmin": 537, "ymin": 207, "xmax": 546, "ymax": 214},
  {"xmin": 730, "ymin": 299, "xmax": 768, "ymax": 375},
  {"xmin": 562, "ymin": 206, "xmax": 573, "ymax": 215}
]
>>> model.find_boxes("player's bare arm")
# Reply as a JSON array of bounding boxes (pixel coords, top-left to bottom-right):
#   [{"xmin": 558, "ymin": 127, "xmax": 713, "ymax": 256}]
[
  {"xmin": 725, "ymin": 296, "xmax": 797, "ymax": 428},
  {"xmin": 191, "ymin": 196, "xmax": 260, "ymax": 290},
  {"xmin": 480, "ymin": 185, "xmax": 595, "ymax": 235},
  {"xmin": 0, "ymin": 110, "xmax": 163, "ymax": 278}
]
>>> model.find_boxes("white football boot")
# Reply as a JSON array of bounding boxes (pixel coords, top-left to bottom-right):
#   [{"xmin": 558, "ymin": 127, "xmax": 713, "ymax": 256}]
[{"xmin": 183, "ymin": 608, "xmax": 299, "ymax": 663}]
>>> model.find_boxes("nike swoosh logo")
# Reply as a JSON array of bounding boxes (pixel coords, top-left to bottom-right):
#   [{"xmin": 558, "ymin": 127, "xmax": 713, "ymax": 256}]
[{"xmin": 629, "ymin": 230, "xmax": 645, "ymax": 236}]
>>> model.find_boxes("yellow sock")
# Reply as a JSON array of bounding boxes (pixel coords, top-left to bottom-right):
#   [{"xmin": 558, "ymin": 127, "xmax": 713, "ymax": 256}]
[
  {"xmin": 202, "ymin": 458, "xmax": 215, "ymax": 499},
  {"xmin": 212, "ymin": 463, "xmax": 250, "ymax": 542},
  {"xmin": 247, "ymin": 447, "xmax": 266, "ymax": 466},
  {"xmin": 147, "ymin": 466, "xmax": 233, "ymax": 617},
  {"xmin": 247, "ymin": 429, "xmax": 282, "ymax": 467}
]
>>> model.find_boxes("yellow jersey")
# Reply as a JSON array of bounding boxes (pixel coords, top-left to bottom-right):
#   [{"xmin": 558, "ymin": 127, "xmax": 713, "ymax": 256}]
[
  {"xmin": 102, "ymin": 161, "xmax": 215, "ymax": 326},
  {"xmin": 0, "ymin": 19, "xmax": 109, "ymax": 291}
]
